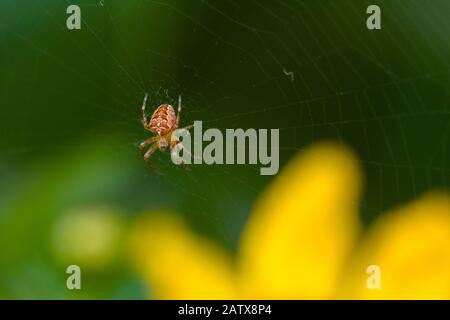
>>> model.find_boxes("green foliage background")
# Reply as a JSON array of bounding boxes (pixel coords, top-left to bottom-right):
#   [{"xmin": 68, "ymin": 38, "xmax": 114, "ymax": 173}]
[{"xmin": 0, "ymin": 0, "xmax": 449, "ymax": 298}]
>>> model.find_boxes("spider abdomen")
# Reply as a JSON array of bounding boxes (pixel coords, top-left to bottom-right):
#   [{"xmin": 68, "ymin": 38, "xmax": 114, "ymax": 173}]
[{"xmin": 149, "ymin": 104, "xmax": 176, "ymax": 135}]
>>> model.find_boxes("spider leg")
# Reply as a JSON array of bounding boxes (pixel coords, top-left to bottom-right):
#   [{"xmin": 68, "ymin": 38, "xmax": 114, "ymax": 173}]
[
  {"xmin": 179, "ymin": 161, "xmax": 190, "ymax": 172},
  {"xmin": 140, "ymin": 137, "xmax": 162, "ymax": 174},
  {"xmin": 139, "ymin": 136, "xmax": 157, "ymax": 156},
  {"xmin": 170, "ymin": 141, "xmax": 191, "ymax": 171},
  {"xmin": 170, "ymin": 124, "xmax": 194, "ymax": 150},
  {"xmin": 169, "ymin": 123, "xmax": 193, "ymax": 153},
  {"xmin": 181, "ymin": 123, "xmax": 193, "ymax": 131},
  {"xmin": 168, "ymin": 123, "xmax": 194, "ymax": 165},
  {"xmin": 143, "ymin": 143, "xmax": 162, "ymax": 175},
  {"xmin": 142, "ymin": 93, "xmax": 149, "ymax": 127},
  {"xmin": 175, "ymin": 95, "xmax": 181, "ymax": 128}
]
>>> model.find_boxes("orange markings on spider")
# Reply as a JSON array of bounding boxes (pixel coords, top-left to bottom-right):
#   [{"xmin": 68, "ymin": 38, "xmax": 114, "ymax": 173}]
[{"xmin": 140, "ymin": 94, "xmax": 192, "ymax": 171}]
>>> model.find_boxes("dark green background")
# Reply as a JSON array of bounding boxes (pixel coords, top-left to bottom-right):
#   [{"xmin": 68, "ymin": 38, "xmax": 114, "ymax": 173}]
[{"xmin": 0, "ymin": 0, "xmax": 449, "ymax": 298}]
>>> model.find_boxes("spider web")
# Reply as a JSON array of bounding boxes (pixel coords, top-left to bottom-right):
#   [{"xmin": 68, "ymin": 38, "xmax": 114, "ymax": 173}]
[{"xmin": 1, "ymin": 0, "xmax": 450, "ymax": 253}]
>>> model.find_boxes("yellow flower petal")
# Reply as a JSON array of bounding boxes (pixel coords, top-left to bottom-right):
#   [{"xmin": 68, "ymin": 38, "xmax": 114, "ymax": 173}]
[
  {"xmin": 344, "ymin": 193, "xmax": 450, "ymax": 299},
  {"xmin": 129, "ymin": 212, "xmax": 236, "ymax": 299},
  {"xmin": 238, "ymin": 143, "xmax": 362, "ymax": 298}
]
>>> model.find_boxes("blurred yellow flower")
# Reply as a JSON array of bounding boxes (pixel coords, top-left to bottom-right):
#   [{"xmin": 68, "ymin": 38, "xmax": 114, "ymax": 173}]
[{"xmin": 129, "ymin": 143, "xmax": 450, "ymax": 299}]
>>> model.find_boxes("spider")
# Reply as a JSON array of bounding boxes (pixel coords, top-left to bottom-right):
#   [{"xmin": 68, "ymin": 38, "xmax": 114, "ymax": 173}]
[{"xmin": 139, "ymin": 93, "xmax": 192, "ymax": 170}]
